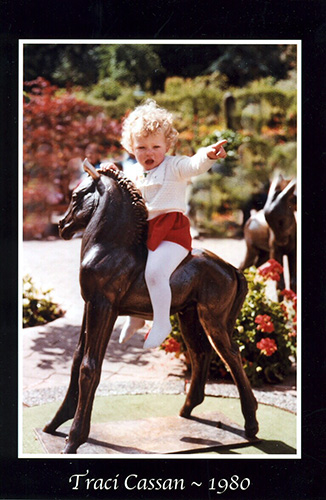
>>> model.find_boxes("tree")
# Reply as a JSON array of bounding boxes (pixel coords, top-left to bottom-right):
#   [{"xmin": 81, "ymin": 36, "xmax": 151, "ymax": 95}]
[
  {"xmin": 23, "ymin": 44, "xmax": 100, "ymax": 86},
  {"xmin": 23, "ymin": 43, "xmax": 296, "ymax": 91},
  {"xmin": 96, "ymin": 44, "xmax": 165, "ymax": 92},
  {"xmin": 23, "ymin": 77, "xmax": 121, "ymax": 239},
  {"xmin": 206, "ymin": 45, "xmax": 294, "ymax": 86}
]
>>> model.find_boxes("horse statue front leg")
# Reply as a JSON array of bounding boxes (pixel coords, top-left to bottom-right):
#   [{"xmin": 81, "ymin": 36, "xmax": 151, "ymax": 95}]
[
  {"xmin": 62, "ymin": 296, "xmax": 118, "ymax": 454},
  {"xmin": 43, "ymin": 307, "xmax": 87, "ymax": 434}
]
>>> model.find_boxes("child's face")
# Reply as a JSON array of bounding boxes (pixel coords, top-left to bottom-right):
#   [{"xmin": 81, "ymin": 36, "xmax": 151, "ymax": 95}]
[{"xmin": 131, "ymin": 130, "xmax": 168, "ymax": 170}]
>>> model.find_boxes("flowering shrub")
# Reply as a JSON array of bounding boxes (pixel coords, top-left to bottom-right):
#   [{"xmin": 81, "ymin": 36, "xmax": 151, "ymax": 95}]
[
  {"xmin": 257, "ymin": 258, "xmax": 283, "ymax": 281},
  {"xmin": 23, "ymin": 274, "xmax": 64, "ymax": 327},
  {"xmin": 23, "ymin": 77, "xmax": 121, "ymax": 239},
  {"xmin": 161, "ymin": 315, "xmax": 186, "ymax": 358},
  {"xmin": 161, "ymin": 260, "xmax": 297, "ymax": 386}
]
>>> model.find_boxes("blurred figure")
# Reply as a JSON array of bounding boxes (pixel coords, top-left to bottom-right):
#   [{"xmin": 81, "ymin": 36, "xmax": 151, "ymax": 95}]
[
  {"xmin": 68, "ymin": 143, "xmax": 107, "ymax": 192},
  {"xmin": 84, "ymin": 142, "xmax": 103, "ymax": 169}
]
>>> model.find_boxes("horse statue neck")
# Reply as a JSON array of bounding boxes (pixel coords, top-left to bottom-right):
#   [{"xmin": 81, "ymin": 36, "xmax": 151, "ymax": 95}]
[{"xmin": 82, "ymin": 169, "xmax": 148, "ymax": 252}]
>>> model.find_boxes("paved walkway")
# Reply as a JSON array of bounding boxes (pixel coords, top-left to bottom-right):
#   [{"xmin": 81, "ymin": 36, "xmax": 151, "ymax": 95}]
[{"xmin": 21, "ymin": 237, "xmax": 297, "ymax": 413}]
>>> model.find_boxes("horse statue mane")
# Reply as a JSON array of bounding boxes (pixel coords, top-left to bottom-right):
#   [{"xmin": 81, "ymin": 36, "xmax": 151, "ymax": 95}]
[{"xmin": 97, "ymin": 166, "xmax": 148, "ymax": 246}]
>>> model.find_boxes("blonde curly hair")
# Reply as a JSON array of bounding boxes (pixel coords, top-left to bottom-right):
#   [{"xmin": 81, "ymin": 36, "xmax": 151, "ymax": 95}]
[{"xmin": 121, "ymin": 99, "xmax": 179, "ymax": 154}]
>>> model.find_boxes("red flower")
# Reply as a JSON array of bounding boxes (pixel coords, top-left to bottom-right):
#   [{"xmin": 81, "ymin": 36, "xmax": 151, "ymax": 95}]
[
  {"xmin": 281, "ymin": 289, "xmax": 297, "ymax": 302},
  {"xmin": 162, "ymin": 338, "xmax": 181, "ymax": 354},
  {"xmin": 256, "ymin": 337, "xmax": 278, "ymax": 356},
  {"xmin": 280, "ymin": 303, "xmax": 289, "ymax": 319},
  {"xmin": 258, "ymin": 259, "xmax": 283, "ymax": 281},
  {"xmin": 255, "ymin": 314, "xmax": 275, "ymax": 333}
]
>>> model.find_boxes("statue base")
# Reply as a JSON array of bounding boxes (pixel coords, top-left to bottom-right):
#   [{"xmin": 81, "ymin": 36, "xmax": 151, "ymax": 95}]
[{"xmin": 34, "ymin": 411, "xmax": 259, "ymax": 454}]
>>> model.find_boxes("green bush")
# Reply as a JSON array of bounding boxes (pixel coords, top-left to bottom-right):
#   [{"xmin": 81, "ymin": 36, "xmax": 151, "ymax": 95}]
[
  {"xmin": 23, "ymin": 275, "xmax": 64, "ymax": 327},
  {"xmin": 161, "ymin": 260, "xmax": 297, "ymax": 387},
  {"xmin": 89, "ymin": 77, "xmax": 123, "ymax": 101},
  {"xmin": 234, "ymin": 77, "xmax": 296, "ymax": 111}
]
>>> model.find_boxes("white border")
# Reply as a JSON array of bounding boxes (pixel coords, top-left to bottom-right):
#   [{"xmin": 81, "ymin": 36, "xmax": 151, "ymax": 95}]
[{"xmin": 18, "ymin": 39, "xmax": 301, "ymax": 460}]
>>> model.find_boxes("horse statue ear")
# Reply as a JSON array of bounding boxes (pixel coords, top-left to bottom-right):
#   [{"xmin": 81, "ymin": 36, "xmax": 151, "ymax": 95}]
[
  {"xmin": 83, "ymin": 158, "xmax": 106, "ymax": 195},
  {"xmin": 83, "ymin": 158, "xmax": 101, "ymax": 180},
  {"xmin": 279, "ymin": 178, "xmax": 296, "ymax": 200}
]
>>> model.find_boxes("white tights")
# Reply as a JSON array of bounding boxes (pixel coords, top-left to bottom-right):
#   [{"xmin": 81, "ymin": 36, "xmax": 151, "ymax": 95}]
[{"xmin": 119, "ymin": 241, "xmax": 189, "ymax": 348}]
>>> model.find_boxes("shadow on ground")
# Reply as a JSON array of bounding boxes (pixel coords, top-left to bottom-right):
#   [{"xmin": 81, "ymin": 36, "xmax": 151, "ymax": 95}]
[{"xmin": 25, "ymin": 316, "xmax": 169, "ymax": 371}]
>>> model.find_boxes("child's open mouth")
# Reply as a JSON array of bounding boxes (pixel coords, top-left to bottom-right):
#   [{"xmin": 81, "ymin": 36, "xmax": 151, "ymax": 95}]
[{"xmin": 145, "ymin": 159, "xmax": 154, "ymax": 166}]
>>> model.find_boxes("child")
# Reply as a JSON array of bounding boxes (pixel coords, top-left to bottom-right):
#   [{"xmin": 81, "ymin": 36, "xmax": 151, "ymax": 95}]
[{"xmin": 118, "ymin": 99, "xmax": 227, "ymax": 348}]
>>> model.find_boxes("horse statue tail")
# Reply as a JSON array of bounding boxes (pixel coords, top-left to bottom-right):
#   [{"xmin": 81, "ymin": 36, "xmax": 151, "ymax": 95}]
[{"xmin": 227, "ymin": 268, "xmax": 248, "ymax": 335}]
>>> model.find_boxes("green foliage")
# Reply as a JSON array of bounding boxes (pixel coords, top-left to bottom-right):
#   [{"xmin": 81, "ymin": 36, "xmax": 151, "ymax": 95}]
[
  {"xmin": 23, "ymin": 44, "xmax": 296, "ymax": 90},
  {"xmin": 206, "ymin": 45, "xmax": 295, "ymax": 86},
  {"xmin": 23, "ymin": 275, "xmax": 64, "ymax": 328},
  {"xmin": 231, "ymin": 266, "xmax": 296, "ymax": 386},
  {"xmin": 188, "ymin": 120, "xmax": 296, "ymax": 235},
  {"xmin": 23, "ymin": 49, "xmax": 297, "ymax": 240},
  {"xmin": 24, "ymin": 44, "xmax": 100, "ymax": 86},
  {"xmin": 233, "ymin": 77, "xmax": 297, "ymax": 134},
  {"xmin": 81, "ymin": 87, "xmax": 140, "ymax": 120},
  {"xmin": 267, "ymin": 141, "xmax": 297, "ymax": 175},
  {"xmin": 89, "ymin": 77, "xmax": 123, "ymax": 101},
  {"xmin": 95, "ymin": 44, "xmax": 164, "ymax": 92},
  {"xmin": 156, "ymin": 74, "xmax": 225, "ymax": 120},
  {"xmin": 235, "ymin": 78, "xmax": 296, "ymax": 110},
  {"xmin": 162, "ymin": 262, "xmax": 297, "ymax": 387}
]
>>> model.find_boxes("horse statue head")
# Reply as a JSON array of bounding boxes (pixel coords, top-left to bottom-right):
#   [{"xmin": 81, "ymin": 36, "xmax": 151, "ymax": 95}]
[
  {"xmin": 59, "ymin": 159, "xmax": 148, "ymax": 251},
  {"xmin": 263, "ymin": 173, "xmax": 297, "ymax": 246}
]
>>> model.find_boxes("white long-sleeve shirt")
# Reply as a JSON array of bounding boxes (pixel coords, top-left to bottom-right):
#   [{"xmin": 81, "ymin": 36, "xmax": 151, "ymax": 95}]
[{"xmin": 133, "ymin": 148, "xmax": 216, "ymax": 220}]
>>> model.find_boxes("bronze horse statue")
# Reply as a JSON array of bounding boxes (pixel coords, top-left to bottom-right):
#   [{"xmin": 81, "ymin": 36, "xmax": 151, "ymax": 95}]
[
  {"xmin": 239, "ymin": 173, "xmax": 297, "ymax": 291},
  {"xmin": 43, "ymin": 160, "xmax": 258, "ymax": 454}
]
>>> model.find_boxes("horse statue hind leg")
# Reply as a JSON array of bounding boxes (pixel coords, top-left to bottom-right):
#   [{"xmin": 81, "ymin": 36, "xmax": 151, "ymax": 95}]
[
  {"xmin": 197, "ymin": 269, "xmax": 258, "ymax": 438},
  {"xmin": 177, "ymin": 304, "xmax": 213, "ymax": 418},
  {"xmin": 174, "ymin": 257, "xmax": 259, "ymax": 438}
]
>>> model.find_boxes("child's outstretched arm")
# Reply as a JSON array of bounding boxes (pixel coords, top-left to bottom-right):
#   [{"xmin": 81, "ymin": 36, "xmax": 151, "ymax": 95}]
[{"xmin": 206, "ymin": 139, "xmax": 228, "ymax": 160}]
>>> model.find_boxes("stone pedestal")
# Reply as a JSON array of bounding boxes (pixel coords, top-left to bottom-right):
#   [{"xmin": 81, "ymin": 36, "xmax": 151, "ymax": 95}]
[{"xmin": 35, "ymin": 411, "xmax": 259, "ymax": 454}]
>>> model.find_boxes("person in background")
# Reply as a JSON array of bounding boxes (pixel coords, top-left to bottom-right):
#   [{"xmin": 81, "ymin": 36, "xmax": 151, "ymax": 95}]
[{"xmin": 84, "ymin": 143, "xmax": 103, "ymax": 169}]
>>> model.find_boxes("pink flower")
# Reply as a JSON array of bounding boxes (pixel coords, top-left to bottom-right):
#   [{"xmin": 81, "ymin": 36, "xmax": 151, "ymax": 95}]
[
  {"xmin": 256, "ymin": 337, "xmax": 278, "ymax": 356},
  {"xmin": 255, "ymin": 314, "xmax": 275, "ymax": 333}
]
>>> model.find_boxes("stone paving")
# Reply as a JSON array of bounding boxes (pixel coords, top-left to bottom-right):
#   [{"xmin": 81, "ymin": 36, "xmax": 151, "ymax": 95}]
[{"xmin": 21, "ymin": 237, "xmax": 297, "ymax": 413}]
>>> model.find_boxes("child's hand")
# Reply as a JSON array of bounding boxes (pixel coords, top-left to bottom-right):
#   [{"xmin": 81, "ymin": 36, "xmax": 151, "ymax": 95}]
[
  {"xmin": 99, "ymin": 162, "xmax": 120, "ymax": 173},
  {"xmin": 206, "ymin": 139, "xmax": 228, "ymax": 160}
]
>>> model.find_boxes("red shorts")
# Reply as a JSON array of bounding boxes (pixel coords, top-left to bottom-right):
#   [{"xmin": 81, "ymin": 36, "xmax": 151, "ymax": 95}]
[{"xmin": 147, "ymin": 212, "xmax": 192, "ymax": 252}]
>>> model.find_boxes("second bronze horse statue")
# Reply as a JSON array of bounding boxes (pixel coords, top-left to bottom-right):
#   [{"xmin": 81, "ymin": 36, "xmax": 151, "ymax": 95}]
[
  {"xmin": 43, "ymin": 161, "xmax": 258, "ymax": 454},
  {"xmin": 240, "ymin": 173, "xmax": 297, "ymax": 292}
]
